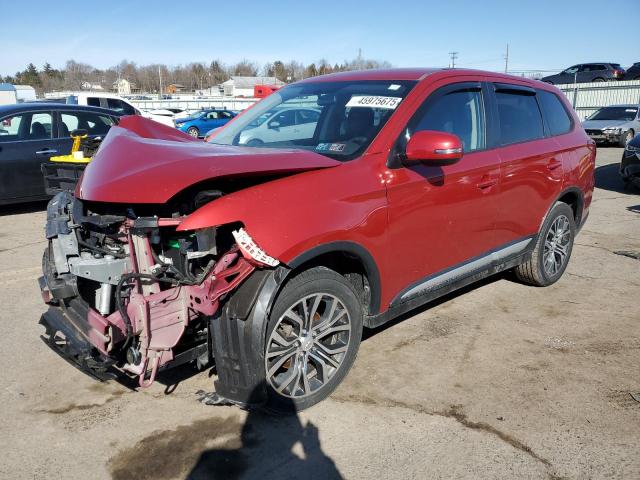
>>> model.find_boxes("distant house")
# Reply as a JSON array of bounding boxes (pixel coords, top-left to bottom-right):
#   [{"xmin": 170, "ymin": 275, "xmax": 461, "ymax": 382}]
[
  {"xmin": 166, "ymin": 84, "xmax": 186, "ymax": 94},
  {"xmin": 81, "ymin": 82, "xmax": 104, "ymax": 91},
  {"xmin": 221, "ymin": 76, "xmax": 285, "ymax": 97},
  {"xmin": 112, "ymin": 78, "xmax": 136, "ymax": 95}
]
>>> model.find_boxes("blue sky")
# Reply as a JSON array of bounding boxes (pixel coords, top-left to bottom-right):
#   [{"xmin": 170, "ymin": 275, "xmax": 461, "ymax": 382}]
[{"xmin": 2, "ymin": 0, "xmax": 638, "ymax": 75}]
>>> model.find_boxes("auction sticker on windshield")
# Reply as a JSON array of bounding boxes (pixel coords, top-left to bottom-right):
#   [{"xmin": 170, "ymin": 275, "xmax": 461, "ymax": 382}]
[{"xmin": 346, "ymin": 95, "xmax": 402, "ymax": 109}]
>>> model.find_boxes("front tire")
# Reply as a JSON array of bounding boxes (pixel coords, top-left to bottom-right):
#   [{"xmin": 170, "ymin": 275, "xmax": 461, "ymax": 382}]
[
  {"xmin": 515, "ymin": 202, "xmax": 576, "ymax": 287},
  {"xmin": 620, "ymin": 129, "xmax": 634, "ymax": 147},
  {"xmin": 187, "ymin": 126, "xmax": 199, "ymax": 137},
  {"xmin": 264, "ymin": 267, "xmax": 363, "ymax": 413}
]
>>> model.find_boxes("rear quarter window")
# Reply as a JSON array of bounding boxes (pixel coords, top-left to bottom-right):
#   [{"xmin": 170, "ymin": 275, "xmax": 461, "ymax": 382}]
[
  {"xmin": 495, "ymin": 90, "xmax": 544, "ymax": 145},
  {"xmin": 537, "ymin": 90, "xmax": 573, "ymax": 136}
]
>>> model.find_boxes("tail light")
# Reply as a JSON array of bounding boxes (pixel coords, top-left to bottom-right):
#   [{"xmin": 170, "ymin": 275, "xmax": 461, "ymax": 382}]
[{"xmin": 613, "ymin": 69, "xmax": 623, "ymax": 78}]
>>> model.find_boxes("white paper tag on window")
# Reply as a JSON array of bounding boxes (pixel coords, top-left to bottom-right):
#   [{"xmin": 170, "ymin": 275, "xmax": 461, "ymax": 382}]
[{"xmin": 346, "ymin": 95, "xmax": 402, "ymax": 110}]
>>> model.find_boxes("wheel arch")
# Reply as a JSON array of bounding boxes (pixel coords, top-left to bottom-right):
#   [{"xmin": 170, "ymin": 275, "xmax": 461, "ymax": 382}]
[
  {"xmin": 539, "ymin": 187, "xmax": 584, "ymax": 233},
  {"xmin": 287, "ymin": 241, "xmax": 382, "ymax": 316},
  {"xmin": 210, "ymin": 240, "xmax": 382, "ymax": 407},
  {"xmin": 556, "ymin": 187, "xmax": 584, "ymax": 226}
]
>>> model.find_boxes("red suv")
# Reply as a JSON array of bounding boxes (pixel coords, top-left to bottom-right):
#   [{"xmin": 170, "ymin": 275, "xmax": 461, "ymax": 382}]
[{"xmin": 39, "ymin": 69, "xmax": 595, "ymax": 412}]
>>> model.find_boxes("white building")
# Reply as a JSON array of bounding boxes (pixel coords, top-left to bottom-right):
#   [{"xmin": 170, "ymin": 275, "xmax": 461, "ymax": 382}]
[
  {"xmin": 112, "ymin": 78, "xmax": 135, "ymax": 95},
  {"xmin": 221, "ymin": 76, "xmax": 285, "ymax": 97},
  {"xmin": 0, "ymin": 84, "xmax": 36, "ymax": 105}
]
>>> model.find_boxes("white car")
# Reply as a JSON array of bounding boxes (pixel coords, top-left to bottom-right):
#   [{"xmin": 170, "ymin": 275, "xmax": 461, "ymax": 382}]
[
  {"xmin": 238, "ymin": 107, "xmax": 320, "ymax": 146},
  {"xmin": 146, "ymin": 108, "xmax": 190, "ymax": 127},
  {"xmin": 43, "ymin": 92, "xmax": 175, "ymax": 127}
]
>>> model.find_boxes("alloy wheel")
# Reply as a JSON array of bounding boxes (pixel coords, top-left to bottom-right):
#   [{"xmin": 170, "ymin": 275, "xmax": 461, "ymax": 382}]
[
  {"xmin": 543, "ymin": 215, "xmax": 571, "ymax": 276},
  {"xmin": 265, "ymin": 293, "xmax": 351, "ymax": 398}
]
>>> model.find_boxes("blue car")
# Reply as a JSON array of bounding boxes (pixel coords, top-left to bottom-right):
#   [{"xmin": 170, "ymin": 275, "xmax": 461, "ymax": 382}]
[{"xmin": 175, "ymin": 109, "xmax": 236, "ymax": 138}]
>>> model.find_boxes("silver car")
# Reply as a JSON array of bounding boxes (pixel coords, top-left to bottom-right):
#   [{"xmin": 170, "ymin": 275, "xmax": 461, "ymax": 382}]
[{"xmin": 582, "ymin": 104, "xmax": 639, "ymax": 147}]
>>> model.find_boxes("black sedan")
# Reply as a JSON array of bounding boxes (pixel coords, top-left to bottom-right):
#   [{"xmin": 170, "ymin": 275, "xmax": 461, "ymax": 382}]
[{"xmin": 0, "ymin": 103, "xmax": 120, "ymax": 205}]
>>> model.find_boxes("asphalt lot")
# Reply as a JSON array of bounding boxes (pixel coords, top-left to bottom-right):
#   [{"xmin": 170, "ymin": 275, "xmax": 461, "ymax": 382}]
[{"xmin": 0, "ymin": 147, "xmax": 638, "ymax": 480}]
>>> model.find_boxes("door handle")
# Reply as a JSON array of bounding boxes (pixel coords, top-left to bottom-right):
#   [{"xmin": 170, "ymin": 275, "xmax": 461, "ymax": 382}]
[
  {"xmin": 476, "ymin": 177, "xmax": 498, "ymax": 189},
  {"xmin": 35, "ymin": 149, "xmax": 57, "ymax": 155},
  {"xmin": 547, "ymin": 160, "xmax": 562, "ymax": 171}
]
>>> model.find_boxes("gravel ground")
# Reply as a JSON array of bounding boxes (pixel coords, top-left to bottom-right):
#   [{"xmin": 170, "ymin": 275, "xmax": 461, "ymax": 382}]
[{"xmin": 0, "ymin": 147, "xmax": 638, "ymax": 480}]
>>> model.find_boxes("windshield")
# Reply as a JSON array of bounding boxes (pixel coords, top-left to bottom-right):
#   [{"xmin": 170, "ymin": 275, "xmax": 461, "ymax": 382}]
[
  {"xmin": 588, "ymin": 107, "xmax": 638, "ymax": 121},
  {"xmin": 209, "ymin": 80, "xmax": 417, "ymax": 160}
]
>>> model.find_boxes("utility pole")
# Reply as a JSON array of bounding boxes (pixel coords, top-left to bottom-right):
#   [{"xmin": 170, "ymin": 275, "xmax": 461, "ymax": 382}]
[
  {"xmin": 357, "ymin": 48, "xmax": 363, "ymax": 69},
  {"xmin": 449, "ymin": 51, "xmax": 458, "ymax": 69},
  {"xmin": 504, "ymin": 43, "xmax": 509, "ymax": 73}
]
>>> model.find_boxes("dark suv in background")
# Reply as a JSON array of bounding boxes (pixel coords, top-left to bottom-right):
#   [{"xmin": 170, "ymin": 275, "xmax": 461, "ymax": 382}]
[
  {"xmin": 624, "ymin": 62, "xmax": 640, "ymax": 80},
  {"xmin": 541, "ymin": 63, "xmax": 625, "ymax": 84}
]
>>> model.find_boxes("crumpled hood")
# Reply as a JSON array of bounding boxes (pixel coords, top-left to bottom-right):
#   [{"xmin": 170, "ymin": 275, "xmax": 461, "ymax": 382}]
[
  {"xmin": 78, "ymin": 116, "xmax": 340, "ymax": 204},
  {"xmin": 582, "ymin": 119, "xmax": 630, "ymax": 130}
]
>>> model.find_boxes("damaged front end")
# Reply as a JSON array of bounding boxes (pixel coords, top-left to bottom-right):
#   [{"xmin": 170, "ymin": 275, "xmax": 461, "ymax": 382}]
[{"xmin": 39, "ymin": 191, "xmax": 277, "ymax": 390}]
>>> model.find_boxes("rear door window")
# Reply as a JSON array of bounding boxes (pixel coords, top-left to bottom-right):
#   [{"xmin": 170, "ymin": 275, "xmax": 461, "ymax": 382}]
[
  {"xmin": 87, "ymin": 97, "xmax": 101, "ymax": 107},
  {"xmin": 106, "ymin": 98, "xmax": 136, "ymax": 115},
  {"xmin": 537, "ymin": 91, "xmax": 572, "ymax": 136},
  {"xmin": 494, "ymin": 89, "xmax": 544, "ymax": 145},
  {"xmin": 30, "ymin": 113, "xmax": 53, "ymax": 139},
  {"xmin": 297, "ymin": 109, "xmax": 320, "ymax": 125},
  {"xmin": 60, "ymin": 111, "xmax": 115, "ymax": 137}
]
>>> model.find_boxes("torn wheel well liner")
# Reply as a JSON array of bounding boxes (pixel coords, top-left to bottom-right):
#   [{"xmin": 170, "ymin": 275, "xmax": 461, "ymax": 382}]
[{"xmin": 211, "ymin": 266, "xmax": 290, "ymax": 405}]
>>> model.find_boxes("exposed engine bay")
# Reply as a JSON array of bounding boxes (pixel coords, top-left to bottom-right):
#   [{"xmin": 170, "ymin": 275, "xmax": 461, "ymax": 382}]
[{"xmin": 39, "ymin": 190, "xmax": 276, "ymax": 388}]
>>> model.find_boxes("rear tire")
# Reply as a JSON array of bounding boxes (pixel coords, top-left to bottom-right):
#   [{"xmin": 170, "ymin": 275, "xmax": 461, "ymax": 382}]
[
  {"xmin": 263, "ymin": 267, "xmax": 363, "ymax": 413},
  {"xmin": 247, "ymin": 139, "xmax": 263, "ymax": 147},
  {"xmin": 515, "ymin": 202, "xmax": 576, "ymax": 287},
  {"xmin": 592, "ymin": 77, "xmax": 605, "ymax": 82}
]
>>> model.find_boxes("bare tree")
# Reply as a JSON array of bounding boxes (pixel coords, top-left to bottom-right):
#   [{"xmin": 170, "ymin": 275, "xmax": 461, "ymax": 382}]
[
  {"xmin": 233, "ymin": 59, "xmax": 258, "ymax": 76},
  {"xmin": 3, "ymin": 54, "xmax": 394, "ymax": 95}
]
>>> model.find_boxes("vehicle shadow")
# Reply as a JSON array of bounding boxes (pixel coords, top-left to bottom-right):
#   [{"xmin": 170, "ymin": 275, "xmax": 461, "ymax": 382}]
[
  {"xmin": 0, "ymin": 200, "xmax": 48, "ymax": 216},
  {"xmin": 594, "ymin": 162, "xmax": 633, "ymax": 194},
  {"xmin": 186, "ymin": 384, "xmax": 343, "ymax": 480}
]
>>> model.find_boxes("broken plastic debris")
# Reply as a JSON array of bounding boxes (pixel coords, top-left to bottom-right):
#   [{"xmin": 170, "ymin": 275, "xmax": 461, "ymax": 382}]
[{"xmin": 232, "ymin": 228, "xmax": 279, "ymax": 267}]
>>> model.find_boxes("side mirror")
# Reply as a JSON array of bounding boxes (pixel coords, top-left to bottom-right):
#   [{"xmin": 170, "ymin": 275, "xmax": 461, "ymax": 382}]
[
  {"xmin": 268, "ymin": 121, "xmax": 280, "ymax": 130},
  {"xmin": 404, "ymin": 130, "xmax": 463, "ymax": 165}
]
